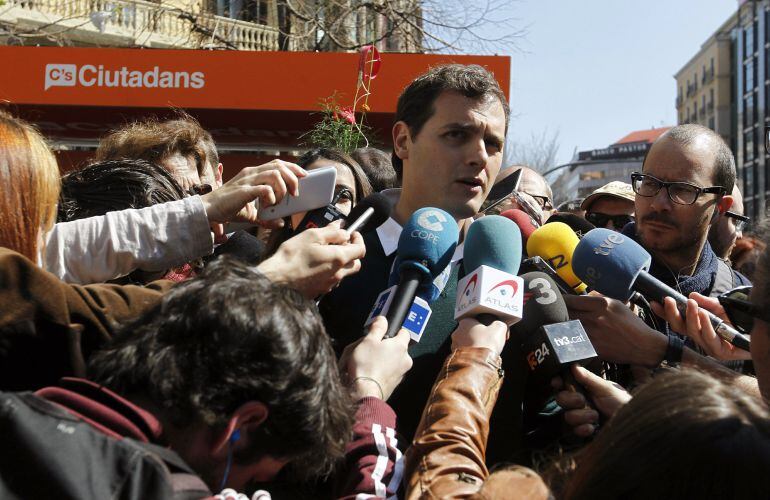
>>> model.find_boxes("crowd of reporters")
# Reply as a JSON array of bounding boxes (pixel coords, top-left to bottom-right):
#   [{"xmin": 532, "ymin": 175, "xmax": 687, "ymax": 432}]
[{"xmin": 1, "ymin": 62, "xmax": 770, "ymax": 499}]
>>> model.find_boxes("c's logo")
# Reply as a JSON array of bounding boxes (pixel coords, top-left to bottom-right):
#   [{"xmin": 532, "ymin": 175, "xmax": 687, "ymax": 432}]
[{"xmin": 45, "ymin": 64, "xmax": 76, "ymax": 90}]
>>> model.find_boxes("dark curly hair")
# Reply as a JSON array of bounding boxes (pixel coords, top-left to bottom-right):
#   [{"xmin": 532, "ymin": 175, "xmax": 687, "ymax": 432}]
[
  {"xmin": 58, "ymin": 158, "xmax": 186, "ymax": 222},
  {"xmin": 87, "ymin": 257, "xmax": 354, "ymax": 479}
]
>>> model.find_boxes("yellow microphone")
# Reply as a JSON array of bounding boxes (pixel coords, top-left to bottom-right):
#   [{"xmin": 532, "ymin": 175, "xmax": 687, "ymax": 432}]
[{"xmin": 526, "ymin": 222, "xmax": 588, "ymax": 294}]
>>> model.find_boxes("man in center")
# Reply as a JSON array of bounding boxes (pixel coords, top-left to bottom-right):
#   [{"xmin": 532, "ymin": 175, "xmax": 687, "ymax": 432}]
[{"xmin": 320, "ymin": 64, "xmax": 514, "ymax": 455}]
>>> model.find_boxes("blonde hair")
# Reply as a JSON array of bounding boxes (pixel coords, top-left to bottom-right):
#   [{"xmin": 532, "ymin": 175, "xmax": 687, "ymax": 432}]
[{"xmin": 0, "ymin": 110, "xmax": 60, "ymax": 260}]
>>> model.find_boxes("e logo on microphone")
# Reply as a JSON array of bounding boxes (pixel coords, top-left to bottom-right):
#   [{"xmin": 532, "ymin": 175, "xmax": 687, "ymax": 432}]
[{"xmin": 417, "ymin": 210, "xmax": 447, "ymax": 232}]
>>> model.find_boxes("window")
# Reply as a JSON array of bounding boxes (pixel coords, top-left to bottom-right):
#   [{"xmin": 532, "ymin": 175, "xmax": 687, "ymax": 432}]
[
  {"xmin": 579, "ymin": 171, "xmax": 605, "ymax": 181},
  {"xmin": 746, "ymin": 60, "xmax": 755, "ymax": 92},
  {"xmin": 745, "ymin": 129, "xmax": 756, "ymax": 162},
  {"xmin": 746, "ymin": 24, "xmax": 754, "ymax": 55},
  {"xmin": 745, "ymin": 93, "xmax": 755, "ymax": 128},
  {"xmin": 709, "ymin": 116, "xmax": 715, "ymax": 129}
]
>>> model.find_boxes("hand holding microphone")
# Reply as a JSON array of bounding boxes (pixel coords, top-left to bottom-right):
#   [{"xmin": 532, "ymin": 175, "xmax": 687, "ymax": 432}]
[
  {"xmin": 651, "ymin": 293, "xmax": 752, "ymax": 361},
  {"xmin": 572, "ymin": 228, "xmax": 750, "ymax": 352},
  {"xmin": 339, "ymin": 316, "xmax": 413, "ymax": 401}
]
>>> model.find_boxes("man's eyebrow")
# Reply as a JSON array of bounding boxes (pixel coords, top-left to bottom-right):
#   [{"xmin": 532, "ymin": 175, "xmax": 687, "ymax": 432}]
[{"xmin": 440, "ymin": 122, "xmax": 480, "ymax": 131}]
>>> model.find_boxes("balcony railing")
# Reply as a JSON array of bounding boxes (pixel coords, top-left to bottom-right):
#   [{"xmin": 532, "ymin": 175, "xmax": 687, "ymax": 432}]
[{"xmin": 2, "ymin": 0, "xmax": 280, "ymax": 51}]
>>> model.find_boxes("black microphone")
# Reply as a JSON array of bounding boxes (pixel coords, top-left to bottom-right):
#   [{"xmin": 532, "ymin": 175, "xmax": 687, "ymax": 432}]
[
  {"xmin": 514, "ymin": 272, "xmax": 598, "ymax": 391},
  {"xmin": 546, "ymin": 213, "xmax": 596, "ymax": 239},
  {"xmin": 344, "ymin": 193, "xmax": 392, "ymax": 234}
]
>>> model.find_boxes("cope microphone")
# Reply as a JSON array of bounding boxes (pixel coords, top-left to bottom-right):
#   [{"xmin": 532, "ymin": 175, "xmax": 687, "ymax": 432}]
[
  {"xmin": 572, "ymin": 228, "xmax": 751, "ymax": 351},
  {"xmin": 500, "ymin": 209, "xmax": 537, "ymax": 246},
  {"xmin": 546, "ymin": 213, "xmax": 595, "ymax": 239},
  {"xmin": 372, "ymin": 207, "xmax": 459, "ymax": 339},
  {"xmin": 514, "ymin": 272, "xmax": 598, "ymax": 389},
  {"xmin": 527, "ymin": 222, "xmax": 588, "ymax": 294},
  {"xmin": 344, "ymin": 193, "xmax": 392, "ymax": 234},
  {"xmin": 455, "ymin": 216, "xmax": 524, "ymax": 325}
]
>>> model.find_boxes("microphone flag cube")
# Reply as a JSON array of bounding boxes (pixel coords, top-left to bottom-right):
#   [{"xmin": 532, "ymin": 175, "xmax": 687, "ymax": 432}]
[
  {"xmin": 365, "ymin": 285, "xmax": 432, "ymax": 343},
  {"xmin": 454, "ymin": 265, "xmax": 524, "ymax": 325}
]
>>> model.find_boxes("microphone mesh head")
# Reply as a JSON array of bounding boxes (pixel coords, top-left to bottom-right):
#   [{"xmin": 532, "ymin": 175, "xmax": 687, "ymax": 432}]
[
  {"xmin": 464, "ymin": 215, "xmax": 523, "ymax": 275},
  {"xmin": 397, "ymin": 207, "xmax": 459, "ymax": 279},
  {"xmin": 345, "ymin": 193, "xmax": 392, "ymax": 233},
  {"xmin": 572, "ymin": 228, "xmax": 652, "ymax": 302}
]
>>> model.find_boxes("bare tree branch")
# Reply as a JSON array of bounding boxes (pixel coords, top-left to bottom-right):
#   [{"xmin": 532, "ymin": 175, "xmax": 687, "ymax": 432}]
[{"xmin": 504, "ymin": 128, "xmax": 561, "ymax": 174}]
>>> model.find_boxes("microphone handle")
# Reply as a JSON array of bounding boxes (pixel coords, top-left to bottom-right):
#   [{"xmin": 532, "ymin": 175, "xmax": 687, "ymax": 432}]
[
  {"xmin": 383, "ymin": 267, "xmax": 423, "ymax": 339},
  {"xmin": 476, "ymin": 313, "xmax": 498, "ymax": 326},
  {"xmin": 345, "ymin": 207, "xmax": 374, "ymax": 234},
  {"xmin": 634, "ymin": 273, "xmax": 751, "ymax": 351}
]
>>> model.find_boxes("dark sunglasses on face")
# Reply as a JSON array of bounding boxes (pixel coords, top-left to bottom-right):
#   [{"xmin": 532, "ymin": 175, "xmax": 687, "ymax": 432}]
[
  {"xmin": 725, "ymin": 211, "xmax": 750, "ymax": 232},
  {"xmin": 585, "ymin": 212, "xmax": 635, "ymax": 229},
  {"xmin": 630, "ymin": 172, "xmax": 725, "ymax": 205},
  {"xmin": 718, "ymin": 286, "xmax": 766, "ymax": 334}
]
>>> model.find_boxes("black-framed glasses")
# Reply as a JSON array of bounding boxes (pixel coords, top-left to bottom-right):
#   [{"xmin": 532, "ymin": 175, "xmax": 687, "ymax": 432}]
[
  {"xmin": 523, "ymin": 192, "xmax": 554, "ymax": 211},
  {"xmin": 585, "ymin": 212, "xmax": 635, "ymax": 229},
  {"xmin": 630, "ymin": 172, "xmax": 725, "ymax": 205},
  {"xmin": 718, "ymin": 286, "xmax": 765, "ymax": 334},
  {"xmin": 725, "ymin": 211, "xmax": 750, "ymax": 232}
]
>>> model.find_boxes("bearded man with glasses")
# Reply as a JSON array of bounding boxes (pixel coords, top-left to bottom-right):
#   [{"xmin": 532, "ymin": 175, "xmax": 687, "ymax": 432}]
[{"xmin": 562, "ymin": 125, "xmax": 751, "ymax": 397}]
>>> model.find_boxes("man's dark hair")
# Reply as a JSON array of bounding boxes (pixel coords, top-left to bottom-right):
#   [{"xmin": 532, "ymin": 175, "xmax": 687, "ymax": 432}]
[
  {"xmin": 87, "ymin": 258, "xmax": 354, "ymax": 479},
  {"xmin": 391, "ymin": 64, "xmax": 510, "ymax": 179},
  {"xmin": 350, "ymin": 147, "xmax": 399, "ymax": 192},
  {"xmin": 58, "ymin": 159, "xmax": 187, "ymax": 222},
  {"xmin": 645, "ymin": 124, "xmax": 736, "ymax": 193}
]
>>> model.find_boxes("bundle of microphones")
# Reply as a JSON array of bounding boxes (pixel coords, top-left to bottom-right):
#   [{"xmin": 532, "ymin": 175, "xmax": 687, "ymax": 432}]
[{"xmin": 310, "ymin": 194, "xmax": 750, "ymax": 396}]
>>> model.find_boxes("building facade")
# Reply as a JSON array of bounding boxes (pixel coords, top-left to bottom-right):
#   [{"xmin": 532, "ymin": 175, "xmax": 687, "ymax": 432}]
[
  {"xmin": 0, "ymin": 0, "xmax": 422, "ymax": 52},
  {"xmin": 550, "ymin": 127, "xmax": 670, "ymax": 205},
  {"xmin": 734, "ymin": 0, "xmax": 770, "ymax": 220},
  {"xmin": 674, "ymin": 13, "xmax": 737, "ymax": 148}
]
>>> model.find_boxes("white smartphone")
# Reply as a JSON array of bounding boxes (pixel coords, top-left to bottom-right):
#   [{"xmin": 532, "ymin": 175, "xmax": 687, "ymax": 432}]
[{"xmin": 257, "ymin": 166, "xmax": 337, "ymax": 221}]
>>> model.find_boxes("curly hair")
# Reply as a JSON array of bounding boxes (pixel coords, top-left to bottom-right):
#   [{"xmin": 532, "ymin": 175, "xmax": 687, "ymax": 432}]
[
  {"xmin": 87, "ymin": 257, "xmax": 354, "ymax": 479},
  {"xmin": 58, "ymin": 158, "xmax": 186, "ymax": 222}
]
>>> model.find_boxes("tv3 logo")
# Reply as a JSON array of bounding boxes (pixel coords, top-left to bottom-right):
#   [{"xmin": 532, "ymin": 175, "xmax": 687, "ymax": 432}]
[
  {"xmin": 526, "ymin": 342, "xmax": 550, "ymax": 370},
  {"xmin": 45, "ymin": 64, "xmax": 76, "ymax": 90}
]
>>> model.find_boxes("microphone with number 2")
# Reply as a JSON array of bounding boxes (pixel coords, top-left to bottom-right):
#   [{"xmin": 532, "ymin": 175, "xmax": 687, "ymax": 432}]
[{"xmin": 572, "ymin": 228, "xmax": 751, "ymax": 351}]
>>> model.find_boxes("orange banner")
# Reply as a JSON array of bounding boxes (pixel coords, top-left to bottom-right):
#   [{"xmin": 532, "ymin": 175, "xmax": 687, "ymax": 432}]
[{"xmin": 0, "ymin": 47, "xmax": 510, "ymax": 112}]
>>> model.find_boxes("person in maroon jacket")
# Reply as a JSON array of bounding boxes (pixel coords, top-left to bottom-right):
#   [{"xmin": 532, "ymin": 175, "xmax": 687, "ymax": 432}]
[{"xmin": 0, "ymin": 258, "xmax": 370, "ymax": 499}]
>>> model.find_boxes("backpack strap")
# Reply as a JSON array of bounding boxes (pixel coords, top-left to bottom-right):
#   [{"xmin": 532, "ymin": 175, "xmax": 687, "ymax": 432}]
[
  {"xmin": 709, "ymin": 258, "xmax": 738, "ymax": 298},
  {"xmin": 128, "ymin": 439, "xmax": 212, "ymax": 499}
]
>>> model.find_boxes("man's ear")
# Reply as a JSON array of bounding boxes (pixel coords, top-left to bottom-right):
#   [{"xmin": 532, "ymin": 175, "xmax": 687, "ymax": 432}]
[
  {"xmin": 716, "ymin": 194, "xmax": 734, "ymax": 215},
  {"xmin": 211, "ymin": 401, "xmax": 269, "ymax": 459},
  {"xmin": 392, "ymin": 121, "xmax": 411, "ymax": 163},
  {"xmin": 216, "ymin": 163, "xmax": 224, "ymax": 188}
]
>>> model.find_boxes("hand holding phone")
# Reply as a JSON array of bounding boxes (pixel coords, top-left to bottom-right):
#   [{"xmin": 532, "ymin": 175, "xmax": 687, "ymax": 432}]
[{"xmin": 258, "ymin": 166, "xmax": 337, "ymax": 221}]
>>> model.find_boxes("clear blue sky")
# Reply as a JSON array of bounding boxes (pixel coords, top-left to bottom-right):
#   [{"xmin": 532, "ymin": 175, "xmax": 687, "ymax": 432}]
[{"xmin": 488, "ymin": 0, "xmax": 737, "ymax": 166}]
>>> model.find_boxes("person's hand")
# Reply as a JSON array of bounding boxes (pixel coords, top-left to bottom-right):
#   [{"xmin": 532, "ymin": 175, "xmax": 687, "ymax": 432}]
[
  {"xmin": 650, "ymin": 293, "xmax": 751, "ymax": 361},
  {"xmin": 338, "ymin": 316, "xmax": 413, "ymax": 401},
  {"xmin": 451, "ymin": 318, "xmax": 509, "ymax": 358},
  {"xmin": 565, "ymin": 293, "xmax": 667, "ymax": 368},
  {"xmin": 553, "ymin": 364, "xmax": 631, "ymax": 437},
  {"xmin": 256, "ymin": 221, "xmax": 365, "ymax": 298},
  {"xmin": 201, "ymin": 160, "xmax": 307, "ymax": 231}
]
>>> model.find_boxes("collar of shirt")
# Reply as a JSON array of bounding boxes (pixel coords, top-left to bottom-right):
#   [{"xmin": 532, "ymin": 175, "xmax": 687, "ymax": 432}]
[{"xmin": 375, "ymin": 216, "xmax": 465, "ymax": 264}]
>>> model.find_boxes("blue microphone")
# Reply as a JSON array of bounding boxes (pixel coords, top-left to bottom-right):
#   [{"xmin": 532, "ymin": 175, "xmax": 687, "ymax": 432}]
[
  {"xmin": 455, "ymin": 216, "xmax": 524, "ymax": 325},
  {"xmin": 572, "ymin": 228, "xmax": 750, "ymax": 351},
  {"xmin": 381, "ymin": 208, "xmax": 459, "ymax": 339}
]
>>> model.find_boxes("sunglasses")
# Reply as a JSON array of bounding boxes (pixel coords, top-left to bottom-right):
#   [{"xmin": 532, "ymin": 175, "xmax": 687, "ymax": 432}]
[
  {"xmin": 718, "ymin": 286, "xmax": 765, "ymax": 334},
  {"xmin": 585, "ymin": 212, "xmax": 634, "ymax": 229}
]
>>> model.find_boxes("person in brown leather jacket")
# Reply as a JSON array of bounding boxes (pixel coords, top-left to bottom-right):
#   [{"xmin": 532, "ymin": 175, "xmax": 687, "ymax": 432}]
[{"xmin": 405, "ymin": 317, "xmax": 550, "ymax": 499}]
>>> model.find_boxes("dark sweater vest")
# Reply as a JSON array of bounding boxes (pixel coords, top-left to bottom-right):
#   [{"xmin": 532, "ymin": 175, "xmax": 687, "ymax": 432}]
[{"xmin": 320, "ymin": 229, "xmax": 524, "ymax": 463}]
